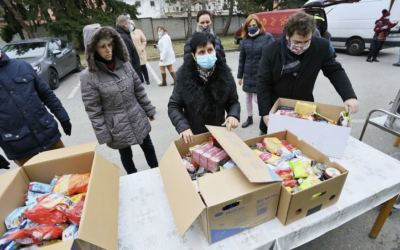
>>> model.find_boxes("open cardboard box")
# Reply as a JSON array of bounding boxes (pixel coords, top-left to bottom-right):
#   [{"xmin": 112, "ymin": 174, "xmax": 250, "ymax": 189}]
[
  {"xmin": 159, "ymin": 126, "xmax": 282, "ymax": 244},
  {"xmin": 0, "ymin": 143, "xmax": 120, "ymax": 250},
  {"xmin": 268, "ymin": 98, "xmax": 352, "ymax": 158},
  {"xmin": 244, "ymin": 130, "xmax": 348, "ymax": 226}
]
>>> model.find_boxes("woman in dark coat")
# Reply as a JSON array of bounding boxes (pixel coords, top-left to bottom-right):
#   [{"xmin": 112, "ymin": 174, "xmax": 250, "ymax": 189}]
[
  {"xmin": 168, "ymin": 32, "xmax": 240, "ymax": 143},
  {"xmin": 237, "ymin": 14, "xmax": 274, "ymax": 128}
]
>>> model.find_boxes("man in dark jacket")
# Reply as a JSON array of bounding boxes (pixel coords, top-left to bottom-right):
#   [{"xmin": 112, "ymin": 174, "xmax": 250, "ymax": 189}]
[
  {"xmin": 115, "ymin": 15, "xmax": 143, "ymax": 82},
  {"xmin": 0, "ymin": 50, "xmax": 72, "ymax": 166},
  {"xmin": 257, "ymin": 11, "xmax": 359, "ymax": 134}
]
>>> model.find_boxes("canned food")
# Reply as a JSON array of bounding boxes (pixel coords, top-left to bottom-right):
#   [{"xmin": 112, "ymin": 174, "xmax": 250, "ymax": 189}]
[{"xmin": 324, "ymin": 168, "xmax": 341, "ymax": 180}]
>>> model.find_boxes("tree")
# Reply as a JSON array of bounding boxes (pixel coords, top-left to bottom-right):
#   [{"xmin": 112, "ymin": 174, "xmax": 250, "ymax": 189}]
[
  {"xmin": 0, "ymin": 0, "xmax": 139, "ymax": 48},
  {"xmin": 222, "ymin": 0, "xmax": 234, "ymax": 36},
  {"xmin": 274, "ymin": 0, "xmax": 308, "ymax": 9},
  {"xmin": 0, "ymin": 0, "xmax": 34, "ymax": 42},
  {"xmin": 237, "ymin": 0, "xmax": 274, "ymax": 16}
]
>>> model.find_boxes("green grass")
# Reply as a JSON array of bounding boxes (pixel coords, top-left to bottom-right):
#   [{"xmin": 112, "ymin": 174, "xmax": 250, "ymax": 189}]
[{"xmin": 78, "ymin": 34, "xmax": 239, "ymax": 66}]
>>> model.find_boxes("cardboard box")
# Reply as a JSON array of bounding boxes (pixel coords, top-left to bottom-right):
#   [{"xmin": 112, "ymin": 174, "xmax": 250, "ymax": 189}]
[
  {"xmin": 268, "ymin": 98, "xmax": 352, "ymax": 158},
  {"xmin": 0, "ymin": 143, "xmax": 120, "ymax": 250},
  {"xmin": 159, "ymin": 126, "xmax": 282, "ymax": 244},
  {"xmin": 244, "ymin": 130, "xmax": 348, "ymax": 225}
]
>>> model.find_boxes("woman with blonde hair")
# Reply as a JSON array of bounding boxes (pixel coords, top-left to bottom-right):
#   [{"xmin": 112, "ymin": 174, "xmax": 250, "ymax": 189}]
[
  {"xmin": 237, "ymin": 14, "xmax": 273, "ymax": 128},
  {"xmin": 156, "ymin": 26, "xmax": 176, "ymax": 86}
]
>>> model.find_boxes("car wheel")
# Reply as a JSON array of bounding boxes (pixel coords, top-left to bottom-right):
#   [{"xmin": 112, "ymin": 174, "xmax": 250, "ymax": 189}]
[
  {"xmin": 74, "ymin": 56, "xmax": 82, "ymax": 72},
  {"xmin": 48, "ymin": 68, "xmax": 60, "ymax": 90},
  {"xmin": 346, "ymin": 38, "xmax": 365, "ymax": 56}
]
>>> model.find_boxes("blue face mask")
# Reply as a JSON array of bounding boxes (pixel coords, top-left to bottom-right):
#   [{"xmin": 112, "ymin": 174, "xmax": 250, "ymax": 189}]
[
  {"xmin": 129, "ymin": 25, "xmax": 134, "ymax": 33},
  {"xmin": 158, "ymin": 32, "xmax": 163, "ymax": 38},
  {"xmin": 196, "ymin": 53, "xmax": 217, "ymax": 69},
  {"xmin": 248, "ymin": 26, "xmax": 259, "ymax": 35}
]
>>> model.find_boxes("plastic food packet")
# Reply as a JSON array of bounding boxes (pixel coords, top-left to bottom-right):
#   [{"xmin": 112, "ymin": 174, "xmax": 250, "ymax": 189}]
[
  {"xmin": 4, "ymin": 207, "xmax": 30, "ymax": 231},
  {"xmin": 64, "ymin": 193, "xmax": 86, "ymax": 226},
  {"xmin": 192, "ymin": 143, "xmax": 213, "ymax": 165},
  {"xmin": 49, "ymin": 175, "xmax": 61, "ymax": 187},
  {"xmin": 274, "ymin": 169, "xmax": 293, "ymax": 181},
  {"xmin": 19, "ymin": 240, "xmax": 62, "ymax": 250},
  {"xmin": 51, "ymin": 174, "xmax": 90, "ymax": 196},
  {"xmin": 298, "ymin": 114, "xmax": 314, "ymax": 121},
  {"xmin": 298, "ymin": 174, "xmax": 322, "ymax": 191},
  {"xmin": 6, "ymin": 224, "xmax": 67, "ymax": 245},
  {"xmin": 289, "ymin": 160, "xmax": 312, "ymax": 179},
  {"xmin": 314, "ymin": 112, "xmax": 336, "ymax": 125},
  {"xmin": 255, "ymin": 143, "xmax": 266, "ymax": 152},
  {"xmin": 275, "ymin": 110, "xmax": 297, "ymax": 117},
  {"xmin": 262, "ymin": 138, "xmax": 291, "ymax": 156},
  {"xmin": 337, "ymin": 110, "xmax": 350, "ymax": 127},
  {"xmin": 223, "ymin": 160, "xmax": 236, "ymax": 169},
  {"xmin": 28, "ymin": 182, "xmax": 52, "ymax": 194},
  {"xmin": 251, "ymin": 147, "xmax": 284, "ymax": 166},
  {"xmin": 278, "ymin": 106, "xmax": 294, "ymax": 111},
  {"xmin": 23, "ymin": 193, "xmax": 69, "ymax": 225},
  {"xmin": 25, "ymin": 192, "xmax": 47, "ymax": 207},
  {"xmin": 183, "ymin": 158, "xmax": 198, "ymax": 174},
  {"xmin": 62, "ymin": 224, "xmax": 79, "ymax": 241},
  {"xmin": 0, "ymin": 220, "xmax": 28, "ymax": 250},
  {"xmin": 295, "ymin": 101, "xmax": 316, "ymax": 116},
  {"xmin": 281, "ymin": 140, "xmax": 296, "ymax": 152}
]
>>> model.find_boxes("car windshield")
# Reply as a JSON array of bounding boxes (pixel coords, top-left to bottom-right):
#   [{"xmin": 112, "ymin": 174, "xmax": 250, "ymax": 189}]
[{"xmin": 2, "ymin": 42, "xmax": 46, "ymax": 59}]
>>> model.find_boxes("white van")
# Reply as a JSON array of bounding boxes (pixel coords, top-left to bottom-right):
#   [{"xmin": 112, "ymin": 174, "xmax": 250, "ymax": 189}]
[{"xmin": 325, "ymin": 0, "xmax": 400, "ymax": 55}]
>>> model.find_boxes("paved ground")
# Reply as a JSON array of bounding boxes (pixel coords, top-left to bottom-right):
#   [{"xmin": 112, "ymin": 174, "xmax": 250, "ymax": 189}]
[{"xmin": 1, "ymin": 47, "xmax": 400, "ymax": 249}]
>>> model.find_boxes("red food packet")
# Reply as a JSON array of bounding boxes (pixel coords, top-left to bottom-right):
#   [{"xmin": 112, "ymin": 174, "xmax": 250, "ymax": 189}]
[
  {"xmin": 256, "ymin": 143, "xmax": 266, "ymax": 152},
  {"xmin": 6, "ymin": 224, "xmax": 67, "ymax": 245},
  {"xmin": 281, "ymin": 140, "xmax": 296, "ymax": 152},
  {"xmin": 274, "ymin": 169, "xmax": 293, "ymax": 181},
  {"xmin": 282, "ymin": 180, "xmax": 298, "ymax": 187},
  {"xmin": 51, "ymin": 174, "xmax": 90, "ymax": 196}
]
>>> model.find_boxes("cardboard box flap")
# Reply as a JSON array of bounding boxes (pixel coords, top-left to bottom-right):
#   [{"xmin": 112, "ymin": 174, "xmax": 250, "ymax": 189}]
[
  {"xmin": 78, "ymin": 153, "xmax": 119, "ymax": 250},
  {"xmin": 159, "ymin": 143, "xmax": 206, "ymax": 237},
  {"xmin": 206, "ymin": 126, "xmax": 282, "ymax": 183},
  {"xmin": 24, "ymin": 142, "xmax": 97, "ymax": 166},
  {"xmin": 42, "ymin": 240, "xmax": 73, "ymax": 249},
  {"xmin": 0, "ymin": 169, "xmax": 22, "ymax": 195}
]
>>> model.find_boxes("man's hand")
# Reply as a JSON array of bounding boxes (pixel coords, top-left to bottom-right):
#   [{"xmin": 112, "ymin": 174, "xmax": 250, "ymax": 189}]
[
  {"xmin": 263, "ymin": 115, "xmax": 269, "ymax": 126},
  {"xmin": 394, "ymin": 20, "xmax": 399, "ymax": 25},
  {"xmin": 383, "ymin": 25, "xmax": 389, "ymax": 29},
  {"xmin": 61, "ymin": 121, "xmax": 72, "ymax": 136},
  {"xmin": 238, "ymin": 79, "xmax": 243, "ymax": 86},
  {"xmin": 222, "ymin": 116, "xmax": 239, "ymax": 130},
  {"xmin": 180, "ymin": 129, "xmax": 194, "ymax": 144},
  {"xmin": 344, "ymin": 98, "xmax": 359, "ymax": 114},
  {"xmin": 0, "ymin": 155, "xmax": 10, "ymax": 169},
  {"xmin": 149, "ymin": 116, "xmax": 155, "ymax": 121}
]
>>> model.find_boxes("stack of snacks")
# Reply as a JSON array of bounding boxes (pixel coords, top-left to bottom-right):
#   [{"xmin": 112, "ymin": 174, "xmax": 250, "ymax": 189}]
[
  {"xmin": 275, "ymin": 102, "xmax": 350, "ymax": 127},
  {"xmin": 0, "ymin": 174, "xmax": 90, "ymax": 250},
  {"xmin": 183, "ymin": 138, "xmax": 236, "ymax": 181},
  {"xmin": 250, "ymin": 137, "xmax": 342, "ymax": 194}
]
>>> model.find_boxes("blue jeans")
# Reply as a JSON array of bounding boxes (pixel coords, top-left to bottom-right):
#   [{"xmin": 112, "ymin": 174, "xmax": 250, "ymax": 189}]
[
  {"xmin": 328, "ymin": 38, "xmax": 335, "ymax": 53},
  {"xmin": 118, "ymin": 134, "xmax": 158, "ymax": 174}
]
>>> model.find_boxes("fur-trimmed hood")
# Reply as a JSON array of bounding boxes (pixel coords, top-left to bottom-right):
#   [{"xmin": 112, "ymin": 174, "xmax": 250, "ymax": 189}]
[
  {"xmin": 84, "ymin": 26, "xmax": 129, "ymax": 72},
  {"xmin": 175, "ymin": 53, "xmax": 234, "ymax": 118}
]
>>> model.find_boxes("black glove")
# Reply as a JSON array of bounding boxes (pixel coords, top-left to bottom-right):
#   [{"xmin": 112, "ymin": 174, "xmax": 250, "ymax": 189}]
[
  {"xmin": 0, "ymin": 154, "xmax": 10, "ymax": 169},
  {"xmin": 61, "ymin": 120, "xmax": 72, "ymax": 136}
]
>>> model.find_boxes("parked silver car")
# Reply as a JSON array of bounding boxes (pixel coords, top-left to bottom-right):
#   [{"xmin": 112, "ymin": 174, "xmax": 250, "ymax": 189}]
[{"xmin": 2, "ymin": 37, "xmax": 82, "ymax": 89}]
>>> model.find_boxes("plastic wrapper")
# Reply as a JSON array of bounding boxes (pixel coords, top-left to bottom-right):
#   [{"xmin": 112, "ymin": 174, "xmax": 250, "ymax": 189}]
[
  {"xmin": 337, "ymin": 110, "xmax": 350, "ymax": 127},
  {"xmin": 298, "ymin": 174, "xmax": 322, "ymax": 191},
  {"xmin": 199, "ymin": 147, "xmax": 221, "ymax": 169},
  {"xmin": 64, "ymin": 193, "xmax": 86, "ymax": 226},
  {"xmin": 51, "ymin": 173, "xmax": 90, "ymax": 196},
  {"xmin": 6, "ymin": 224, "xmax": 67, "ymax": 245},
  {"xmin": 25, "ymin": 192, "xmax": 47, "ymax": 207},
  {"xmin": 255, "ymin": 143, "xmax": 266, "ymax": 152},
  {"xmin": 4, "ymin": 207, "xmax": 30, "ymax": 231},
  {"xmin": 28, "ymin": 182, "xmax": 52, "ymax": 194},
  {"xmin": 292, "ymin": 149, "xmax": 303, "ymax": 158},
  {"xmin": 251, "ymin": 147, "xmax": 284, "ymax": 165},
  {"xmin": 278, "ymin": 106, "xmax": 294, "ymax": 111},
  {"xmin": 294, "ymin": 101, "xmax": 316, "ymax": 116},
  {"xmin": 298, "ymin": 114, "xmax": 314, "ymax": 121},
  {"xmin": 0, "ymin": 220, "xmax": 28, "ymax": 250},
  {"xmin": 183, "ymin": 157, "xmax": 198, "ymax": 174},
  {"xmin": 275, "ymin": 110, "xmax": 297, "ymax": 117},
  {"xmin": 208, "ymin": 136, "xmax": 221, "ymax": 148},
  {"xmin": 19, "ymin": 240, "xmax": 61, "ymax": 250},
  {"xmin": 208, "ymin": 150, "xmax": 229, "ymax": 172},
  {"xmin": 281, "ymin": 140, "xmax": 297, "ymax": 152},
  {"xmin": 289, "ymin": 160, "xmax": 312, "ymax": 179},
  {"xmin": 223, "ymin": 160, "xmax": 236, "ymax": 169},
  {"xmin": 49, "ymin": 175, "xmax": 61, "ymax": 187},
  {"xmin": 314, "ymin": 112, "xmax": 336, "ymax": 125},
  {"xmin": 62, "ymin": 224, "xmax": 79, "ymax": 241},
  {"xmin": 262, "ymin": 138, "xmax": 291, "ymax": 156},
  {"xmin": 192, "ymin": 143, "xmax": 213, "ymax": 165}
]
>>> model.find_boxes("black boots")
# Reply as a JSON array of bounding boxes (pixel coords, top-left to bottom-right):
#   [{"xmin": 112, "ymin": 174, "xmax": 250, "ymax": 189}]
[{"xmin": 242, "ymin": 116, "xmax": 253, "ymax": 128}]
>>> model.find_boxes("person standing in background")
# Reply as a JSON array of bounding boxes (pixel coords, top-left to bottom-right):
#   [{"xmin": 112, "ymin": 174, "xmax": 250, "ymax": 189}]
[
  {"xmin": 114, "ymin": 15, "xmax": 143, "ymax": 82},
  {"xmin": 156, "ymin": 26, "xmax": 176, "ymax": 87},
  {"xmin": 130, "ymin": 20, "xmax": 150, "ymax": 85},
  {"xmin": 366, "ymin": 9, "xmax": 398, "ymax": 63},
  {"xmin": 237, "ymin": 14, "xmax": 274, "ymax": 128}
]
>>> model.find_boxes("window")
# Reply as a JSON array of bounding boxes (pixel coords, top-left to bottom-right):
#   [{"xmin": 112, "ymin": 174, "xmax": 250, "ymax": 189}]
[
  {"xmin": 48, "ymin": 41, "xmax": 59, "ymax": 52},
  {"xmin": 198, "ymin": 6, "xmax": 202, "ymax": 10},
  {"xmin": 135, "ymin": 1, "xmax": 141, "ymax": 7},
  {"xmin": 208, "ymin": 5, "xmax": 211, "ymax": 9},
  {"xmin": 2, "ymin": 42, "xmax": 46, "ymax": 59},
  {"xmin": 60, "ymin": 40, "xmax": 67, "ymax": 49},
  {"xmin": 150, "ymin": 1, "xmax": 155, "ymax": 7}
]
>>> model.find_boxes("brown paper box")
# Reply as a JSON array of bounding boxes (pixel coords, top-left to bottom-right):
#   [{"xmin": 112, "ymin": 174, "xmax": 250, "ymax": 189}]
[{"xmin": 0, "ymin": 143, "xmax": 120, "ymax": 250}]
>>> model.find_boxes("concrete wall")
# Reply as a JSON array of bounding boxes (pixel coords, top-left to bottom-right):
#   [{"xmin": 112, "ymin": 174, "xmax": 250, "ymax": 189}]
[{"xmin": 0, "ymin": 15, "xmax": 246, "ymax": 48}]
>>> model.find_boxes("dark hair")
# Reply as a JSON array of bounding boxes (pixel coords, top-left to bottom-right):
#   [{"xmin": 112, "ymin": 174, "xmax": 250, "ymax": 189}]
[
  {"xmin": 382, "ymin": 9, "xmax": 388, "ymax": 14},
  {"xmin": 197, "ymin": 10, "xmax": 211, "ymax": 22},
  {"xmin": 157, "ymin": 26, "xmax": 167, "ymax": 32},
  {"xmin": 190, "ymin": 32, "xmax": 216, "ymax": 54},
  {"xmin": 283, "ymin": 11, "xmax": 316, "ymax": 37}
]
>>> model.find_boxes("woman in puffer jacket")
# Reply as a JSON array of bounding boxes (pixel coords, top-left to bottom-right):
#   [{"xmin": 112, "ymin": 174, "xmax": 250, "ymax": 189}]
[
  {"xmin": 237, "ymin": 14, "xmax": 274, "ymax": 128},
  {"xmin": 80, "ymin": 26, "xmax": 158, "ymax": 174}
]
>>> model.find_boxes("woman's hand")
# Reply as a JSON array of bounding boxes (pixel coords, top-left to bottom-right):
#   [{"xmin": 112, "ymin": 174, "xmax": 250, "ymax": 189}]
[
  {"xmin": 149, "ymin": 116, "xmax": 155, "ymax": 121},
  {"xmin": 222, "ymin": 116, "xmax": 239, "ymax": 130},
  {"xmin": 180, "ymin": 129, "xmax": 194, "ymax": 144},
  {"xmin": 238, "ymin": 79, "xmax": 243, "ymax": 86}
]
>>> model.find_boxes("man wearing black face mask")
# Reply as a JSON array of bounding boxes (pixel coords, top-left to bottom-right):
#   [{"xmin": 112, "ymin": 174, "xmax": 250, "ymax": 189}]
[{"xmin": 257, "ymin": 11, "xmax": 359, "ymax": 135}]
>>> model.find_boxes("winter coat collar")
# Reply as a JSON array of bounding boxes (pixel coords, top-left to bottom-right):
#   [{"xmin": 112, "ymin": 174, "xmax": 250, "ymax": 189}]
[
  {"xmin": 175, "ymin": 53, "xmax": 233, "ymax": 118},
  {"xmin": 84, "ymin": 26, "xmax": 129, "ymax": 73}
]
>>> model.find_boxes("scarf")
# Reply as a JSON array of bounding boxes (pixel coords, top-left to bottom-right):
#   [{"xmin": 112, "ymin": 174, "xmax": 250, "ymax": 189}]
[
  {"xmin": 95, "ymin": 53, "xmax": 116, "ymax": 71},
  {"xmin": 196, "ymin": 25, "xmax": 215, "ymax": 35},
  {"xmin": 197, "ymin": 64, "xmax": 216, "ymax": 83}
]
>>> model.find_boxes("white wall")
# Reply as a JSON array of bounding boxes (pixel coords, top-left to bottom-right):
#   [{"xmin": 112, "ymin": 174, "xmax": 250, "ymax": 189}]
[{"xmin": 124, "ymin": 0, "xmax": 163, "ymax": 18}]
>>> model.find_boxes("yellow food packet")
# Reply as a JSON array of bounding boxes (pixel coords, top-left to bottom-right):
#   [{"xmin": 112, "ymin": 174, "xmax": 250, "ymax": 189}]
[{"xmin": 295, "ymin": 101, "xmax": 317, "ymax": 116}]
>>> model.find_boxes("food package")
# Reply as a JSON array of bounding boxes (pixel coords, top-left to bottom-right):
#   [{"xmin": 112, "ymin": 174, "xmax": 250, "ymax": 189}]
[
  {"xmin": 4, "ymin": 207, "xmax": 29, "ymax": 231},
  {"xmin": 6, "ymin": 224, "xmax": 67, "ymax": 245},
  {"xmin": 298, "ymin": 174, "xmax": 322, "ymax": 191},
  {"xmin": 208, "ymin": 136, "xmax": 221, "ymax": 148},
  {"xmin": 19, "ymin": 240, "xmax": 61, "ymax": 250},
  {"xmin": 183, "ymin": 157, "xmax": 198, "ymax": 174},
  {"xmin": 51, "ymin": 173, "xmax": 90, "ymax": 196},
  {"xmin": 199, "ymin": 147, "xmax": 221, "ymax": 169},
  {"xmin": 25, "ymin": 192, "xmax": 47, "ymax": 207},
  {"xmin": 223, "ymin": 160, "xmax": 237, "ymax": 169},
  {"xmin": 280, "ymin": 140, "xmax": 296, "ymax": 152},
  {"xmin": 207, "ymin": 150, "xmax": 229, "ymax": 172},
  {"xmin": 251, "ymin": 147, "xmax": 284, "ymax": 165},
  {"xmin": 192, "ymin": 143, "xmax": 213, "ymax": 165},
  {"xmin": 275, "ymin": 110, "xmax": 297, "ymax": 117},
  {"xmin": 28, "ymin": 182, "xmax": 52, "ymax": 194},
  {"xmin": 0, "ymin": 220, "xmax": 28, "ymax": 250},
  {"xmin": 255, "ymin": 143, "xmax": 266, "ymax": 152},
  {"xmin": 64, "ymin": 193, "xmax": 86, "ymax": 226},
  {"xmin": 288, "ymin": 160, "xmax": 312, "ymax": 179},
  {"xmin": 298, "ymin": 114, "xmax": 314, "ymax": 121},
  {"xmin": 49, "ymin": 175, "xmax": 61, "ymax": 187},
  {"xmin": 62, "ymin": 224, "xmax": 79, "ymax": 241},
  {"xmin": 314, "ymin": 112, "xmax": 336, "ymax": 125},
  {"xmin": 337, "ymin": 110, "xmax": 350, "ymax": 127},
  {"xmin": 294, "ymin": 101, "xmax": 316, "ymax": 116},
  {"xmin": 278, "ymin": 106, "xmax": 294, "ymax": 111},
  {"xmin": 262, "ymin": 138, "xmax": 291, "ymax": 156}
]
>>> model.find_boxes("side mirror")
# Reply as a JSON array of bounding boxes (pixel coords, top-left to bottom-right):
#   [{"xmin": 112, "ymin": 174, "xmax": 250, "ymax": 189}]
[{"xmin": 52, "ymin": 50, "xmax": 61, "ymax": 56}]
